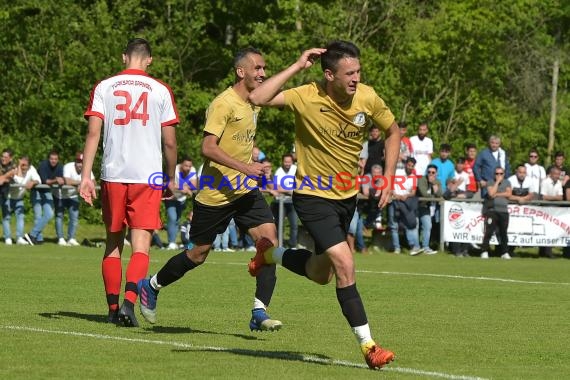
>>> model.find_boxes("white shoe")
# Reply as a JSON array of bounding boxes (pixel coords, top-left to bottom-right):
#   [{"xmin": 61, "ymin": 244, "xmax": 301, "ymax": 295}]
[
  {"xmin": 58, "ymin": 238, "xmax": 68, "ymax": 246},
  {"xmin": 410, "ymin": 247, "xmax": 423, "ymax": 256},
  {"xmin": 222, "ymin": 248, "xmax": 235, "ymax": 252},
  {"xmin": 480, "ymin": 251, "xmax": 489, "ymax": 259},
  {"xmin": 5, "ymin": 238, "xmax": 13, "ymax": 245},
  {"xmin": 424, "ymin": 248, "xmax": 437, "ymax": 255},
  {"xmin": 393, "ymin": 248, "xmax": 401, "ymax": 254},
  {"xmin": 167, "ymin": 242, "xmax": 178, "ymax": 250},
  {"xmin": 501, "ymin": 253, "xmax": 512, "ymax": 260},
  {"xmin": 67, "ymin": 238, "xmax": 80, "ymax": 246},
  {"xmin": 246, "ymin": 246, "xmax": 256, "ymax": 252},
  {"xmin": 16, "ymin": 237, "xmax": 28, "ymax": 245}
]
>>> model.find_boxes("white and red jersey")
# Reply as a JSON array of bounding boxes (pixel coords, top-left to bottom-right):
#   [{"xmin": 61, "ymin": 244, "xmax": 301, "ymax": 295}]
[{"xmin": 84, "ymin": 69, "xmax": 179, "ymax": 183}]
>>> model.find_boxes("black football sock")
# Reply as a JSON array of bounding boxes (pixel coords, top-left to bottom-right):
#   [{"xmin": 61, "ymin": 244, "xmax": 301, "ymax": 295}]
[
  {"xmin": 336, "ymin": 283, "xmax": 368, "ymax": 327},
  {"xmin": 255, "ymin": 264, "xmax": 277, "ymax": 306},
  {"xmin": 282, "ymin": 248, "xmax": 312, "ymax": 277},
  {"xmin": 156, "ymin": 251, "xmax": 198, "ymax": 287}
]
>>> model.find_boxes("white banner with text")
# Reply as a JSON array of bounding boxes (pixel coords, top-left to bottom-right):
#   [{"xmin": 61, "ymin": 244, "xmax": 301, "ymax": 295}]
[{"xmin": 443, "ymin": 201, "xmax": 570, "ymax": 247}]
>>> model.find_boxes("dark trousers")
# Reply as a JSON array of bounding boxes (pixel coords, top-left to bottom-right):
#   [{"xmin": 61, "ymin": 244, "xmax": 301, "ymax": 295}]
[{"xmin": 481, "ymin": 210, "xmax": 509, "ymax": 255}]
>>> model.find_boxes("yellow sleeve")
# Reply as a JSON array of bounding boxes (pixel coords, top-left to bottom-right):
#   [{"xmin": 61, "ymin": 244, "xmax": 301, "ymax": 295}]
[
  {"xmin": 203, "ymin": 98, "xmax": 231, "ymax": 137},
  {"xmin": 283, "ymin": 85, "xmax": 309, "ymax": 113},
  {"xmin": 371, "ymin": 91, "xmax": 395, "ymax": 131}
]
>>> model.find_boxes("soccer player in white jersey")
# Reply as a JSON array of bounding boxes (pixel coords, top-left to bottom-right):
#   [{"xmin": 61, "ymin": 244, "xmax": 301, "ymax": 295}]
[{"xmin": 80, "ymin": 38, "xmax": 178, "ymax": 327}]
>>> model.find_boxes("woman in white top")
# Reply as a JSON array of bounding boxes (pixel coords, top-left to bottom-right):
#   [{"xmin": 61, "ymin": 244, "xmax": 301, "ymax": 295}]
[{"xmin": 4, "ymin": 156, "xmax": 40, "ymax": 244}]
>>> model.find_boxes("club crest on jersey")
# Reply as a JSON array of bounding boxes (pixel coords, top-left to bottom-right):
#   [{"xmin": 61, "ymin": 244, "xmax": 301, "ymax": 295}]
[{"xmin": 352, "ymin": 112, "xmax": 366, "ymax": 126}]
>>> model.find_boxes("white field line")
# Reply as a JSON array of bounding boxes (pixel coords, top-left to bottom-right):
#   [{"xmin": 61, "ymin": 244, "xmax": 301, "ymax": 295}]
[
  {"xmin": 198, "ymin": 260, "xmax": 570, "ymax": 286},
  {"xmin": 357, "ymin": 270, "xmax": 570, "ymax": 286},
  {"xmin": 1, "ymin": 325, "xmax": 488, "ymax": 380}
]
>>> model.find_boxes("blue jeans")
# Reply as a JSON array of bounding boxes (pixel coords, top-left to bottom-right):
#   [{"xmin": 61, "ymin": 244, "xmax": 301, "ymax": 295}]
[
  {"xmin": 31, "ymin": 191, "xmax": 54, "ymax": 241},
  {"xmin": 419, "ymin": 212, "xmax": 433, "ymax": 249},
  {"xmin": 348, "ymin": 210, "xmax": 366, "ymax": 251},
  {"xmin": 165, "ymin": 199, "xmax": 185, "ymax": 244},
  {"xmin": 388, "ymin": 202, "xmax": 419, "ymax": 250},
  {"xmin": 243, "ymin": 232, "xmax": 254, "ymax": 249},
  {"xmin": 55, "ymin": 198, "xmax": 79, "ymax": 240},
  {"xmin": 213, "ymin": 226, "xmax": 230, "ymax": 249},
  {"xmin": 356, "ymin": 215, "xmax": 366, "ymax": 251},
  {"xmin": 2, "ymin": 198, "xmax": 25, "ymax": 240},
  {"xmin": 228, "ymin": 218, "xmax": 238, "ymax": 247}
]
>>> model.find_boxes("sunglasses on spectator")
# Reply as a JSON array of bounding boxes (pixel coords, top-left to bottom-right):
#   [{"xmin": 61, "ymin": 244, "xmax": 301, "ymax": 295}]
[
  {"xmin": 495, "ymin": 172, "xmax": 504, "ymax": 175},
  {"xmin": 427, "ymin": 170, "xmax": 436, "ymax": 174}
]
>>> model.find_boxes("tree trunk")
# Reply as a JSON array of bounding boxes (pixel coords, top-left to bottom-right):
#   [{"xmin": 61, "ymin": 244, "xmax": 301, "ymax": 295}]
[{"xmin": 546, "ymin": 57, "xmax": 559, "ymax": 167}]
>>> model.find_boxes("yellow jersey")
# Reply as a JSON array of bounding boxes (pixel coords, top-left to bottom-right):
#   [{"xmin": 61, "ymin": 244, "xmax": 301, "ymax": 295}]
[
  {"xmin": 283, "ymin": 81, "xmax": 395, "ymax": 199},
  {"xmin": 196, "ymin": 87, "xmax": 260, "ymax": 206}
]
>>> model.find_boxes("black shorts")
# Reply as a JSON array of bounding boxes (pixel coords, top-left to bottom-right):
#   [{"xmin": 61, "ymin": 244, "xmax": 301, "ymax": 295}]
[
  {"xmin": 293, "ymin": 193, "xmax": 356, "ymax": 254},
  {"xmin": 190, "ymin": 190, "xmax": 274, "ymax": 245}
]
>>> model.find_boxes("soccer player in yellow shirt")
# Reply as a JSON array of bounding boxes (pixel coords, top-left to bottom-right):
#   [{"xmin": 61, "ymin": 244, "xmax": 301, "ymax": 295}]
[
  {"xmin": 248, "ymin": 41, "xmax": 400, "ymax": 369},
  {"xmin": 137, "ymin": 48, "xmax": 282, "ymax": 331}
]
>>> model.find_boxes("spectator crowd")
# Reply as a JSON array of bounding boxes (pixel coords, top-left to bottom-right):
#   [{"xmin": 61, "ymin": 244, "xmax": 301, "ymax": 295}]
[{"xmin": 2, "ymin": 124, "xmax": 570, "ymax": 260}]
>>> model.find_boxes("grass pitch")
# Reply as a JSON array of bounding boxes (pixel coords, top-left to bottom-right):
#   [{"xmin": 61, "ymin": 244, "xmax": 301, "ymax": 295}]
[{"xmin": 1, "ymin": 242, "xmax": 568, "ymax": 379}]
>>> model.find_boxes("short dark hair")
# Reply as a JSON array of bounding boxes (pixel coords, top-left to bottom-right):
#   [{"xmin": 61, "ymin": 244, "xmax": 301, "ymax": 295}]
[
  {"xmin": 516, "ymin": 163, "xmax": 526, "ymax": 170},
  {"xmin": 321, "ymin": 40, "xmax": 360, "ymax": 72},
  {"xmin": 233, "ymin": 47, "xmax": 262, "ymax": 68},
  {"xmin": 47, "ymin": 150, "xmax": 59, "ymax": 158},
  {"xmin": 405, "ymin": 157, "xmax": 417, "ymax": 165},
  {"xmin": 465, "ymin": 143, "xmax": 477, "ymax": 150},
  {"xmin": 554, "ymin": 151, "xmax": 565, "ymax": 159},
  {"xmin": 282, "ymin": 153, "xmax": 294, "ymax": 161},
  {"xmin": 456, "ymin": 157, "xmax": 466, "ymax": 164},
  {"xmin": 440, "ymin": 143, "xmax": 451, "ymax": 152},
  {"xmin": 2, "ymin": 148, "xmax": 14, "ymax": 157},
  {"xmin": 398, "ymin": 121, "xmax": 408, "ymax": 129},
  {"xmin": 547, "ymin": 165, "xmax": 561, "ymax": 175},
  {"xmin": 179, "ymin": 155, "xmax": 193, "ymax": 163},
  {"xmin": 426, "ymin": 164, "xmax": 437, "ymax": 171},
  {"xmin": 124, "ymin": 38, "xmax": 151, "ymax": 57}
]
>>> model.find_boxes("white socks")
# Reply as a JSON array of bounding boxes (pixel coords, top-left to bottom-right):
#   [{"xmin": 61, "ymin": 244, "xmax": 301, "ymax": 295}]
[
  {"xmin": 352, "ymin": 323, "xmax": 373, "ymax": 346},
  {"xmin": 150, "ymin": 274, "xmax": 162, "ymax": 290},
  {"xmin": 253, "ymin": 297, "xmax": 266, "ymax": 310}
]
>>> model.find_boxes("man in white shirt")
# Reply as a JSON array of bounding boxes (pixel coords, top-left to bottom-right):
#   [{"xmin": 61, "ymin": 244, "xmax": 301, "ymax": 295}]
[
  {"xmin": 271, "ymin": 153, "xmax": 298, "ymax": 248},
  {"xmin": 58, "ymin": 152, "xmax": 95, "ymax": 246},
  {"xmin": 538, "ymin": 166, "xmax": 563, "ymax": 258},
  {"xmin": 409, "ymin": 123, "xmax": 433, "ymax": 177},
  {"xmin": 508, "ymin": 164, "xmax": 536, "ymax": 204},
  {"xmin": 445, "ymin": 158, "xmax": 472, "ymax": 199},
  {"xmin": 388, "ymin": 157, "xmax": 420, "ymax": 255},
  {"xmin": 525, "ymin": 149, "xmax": 546, "ymax": 194},
  {"xmin": 80, "ymin": 38, "xmax": 178, "ymax": 326},
  {"xmin": 540, "ymin": 166, "xmax": 563, "ymax": 201},
  {"xmin": 165, "ymin": 156, "xmax": 196, "ymax": 249}
]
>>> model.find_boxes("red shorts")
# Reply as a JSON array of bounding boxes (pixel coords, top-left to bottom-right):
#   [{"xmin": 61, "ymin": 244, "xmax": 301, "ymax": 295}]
[{"xmin": 101, "ymin": 181, "xmax": 162, "ymax": 232}]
